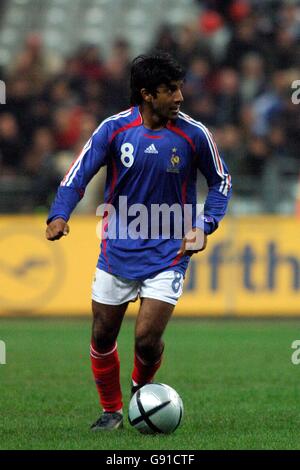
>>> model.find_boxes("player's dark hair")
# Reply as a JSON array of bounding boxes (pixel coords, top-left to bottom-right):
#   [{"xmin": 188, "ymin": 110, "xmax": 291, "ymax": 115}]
[{"xmin": 130, "ymin": 51, "xmax": 185, "ymax": 105}]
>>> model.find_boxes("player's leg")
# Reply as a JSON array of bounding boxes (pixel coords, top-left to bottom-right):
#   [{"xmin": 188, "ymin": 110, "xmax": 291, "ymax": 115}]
[
  {"xmin": 131, "ymin": 298, "xmax": 175, "ymax": 393},
  {"xmin": 91, "ymin": 300, "xmax": 128, "ymax": 411},
  {"xmin": 90, "ymin": 268, "xmax": 138, "ymax": 430},
  {"xmin": 131, "ymin": 270, "xmax": 184, "ymax": 393}
]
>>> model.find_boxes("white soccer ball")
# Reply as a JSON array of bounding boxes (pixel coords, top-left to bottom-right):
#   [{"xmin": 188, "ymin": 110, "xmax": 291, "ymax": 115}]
[{"xmin": 128, "ymin": 383, "xmax": 184, "ymax": 434}]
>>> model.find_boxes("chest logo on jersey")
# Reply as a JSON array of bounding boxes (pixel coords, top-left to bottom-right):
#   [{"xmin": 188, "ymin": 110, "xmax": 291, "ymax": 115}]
[
  {"xmin": 167, "ymin": 147, "xmax": 181, "ymax": 174},
  {"xmin": 144, "ymin": 144, "xmax": 158, "ymax": 154}
]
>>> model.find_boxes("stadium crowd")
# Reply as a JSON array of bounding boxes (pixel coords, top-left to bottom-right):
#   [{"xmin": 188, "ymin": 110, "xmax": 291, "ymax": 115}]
[{"xmin": 0, "ymin": 0, "xmax": 299, "ymax": 213}]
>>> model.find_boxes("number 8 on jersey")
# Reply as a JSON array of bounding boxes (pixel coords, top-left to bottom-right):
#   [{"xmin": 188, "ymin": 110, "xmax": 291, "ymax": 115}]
[{"xmin": 120, "ymin": 143, "xmax": 134, "ymax": 168}]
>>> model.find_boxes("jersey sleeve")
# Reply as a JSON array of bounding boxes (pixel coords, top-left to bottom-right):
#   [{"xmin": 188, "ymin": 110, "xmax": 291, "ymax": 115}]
[
  {"xmin": 47, "ymin": 122, "xmax": 110, "ymax": 224},
  {"xmin": 194, "ymin": 125, "xmax": 232, "ymax": 235}
]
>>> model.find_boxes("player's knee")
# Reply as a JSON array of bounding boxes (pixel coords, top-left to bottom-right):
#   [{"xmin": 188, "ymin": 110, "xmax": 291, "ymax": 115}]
[
  {"xmin": 92, "ymin": 322, "xmax": 117, "ymax": 351},
  {"xmin": 135, "ymin": 334, "xmax": 163, "ymax": 363}
]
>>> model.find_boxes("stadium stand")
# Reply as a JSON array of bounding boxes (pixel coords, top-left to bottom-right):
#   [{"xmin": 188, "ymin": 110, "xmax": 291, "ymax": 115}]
[{"xmin": 0, "ymin": 0, "xmax": 299, "ymax": 214}]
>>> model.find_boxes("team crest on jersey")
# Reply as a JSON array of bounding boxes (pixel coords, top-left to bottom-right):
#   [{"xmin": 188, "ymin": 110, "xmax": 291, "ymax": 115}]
[{"xmin": 167, "ymin": 148, "xmax": 181, "ymax": 173}]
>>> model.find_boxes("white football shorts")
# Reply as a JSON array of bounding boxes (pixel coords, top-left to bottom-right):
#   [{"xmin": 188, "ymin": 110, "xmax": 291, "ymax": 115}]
[{"xmin": 92, "ymin": 268, "xmax": 184, "ymax": 306}]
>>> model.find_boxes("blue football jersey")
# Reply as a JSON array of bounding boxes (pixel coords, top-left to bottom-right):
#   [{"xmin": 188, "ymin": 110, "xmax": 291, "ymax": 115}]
[{"xmin": 47, "ymin": 106, "xmax": 232, "ymax": 279}]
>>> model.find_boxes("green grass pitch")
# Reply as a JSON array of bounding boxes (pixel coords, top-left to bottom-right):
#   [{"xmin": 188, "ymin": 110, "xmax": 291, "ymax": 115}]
[{"xmin": 0, "ymin": 317, "xmax": 299, "ymax": 450}]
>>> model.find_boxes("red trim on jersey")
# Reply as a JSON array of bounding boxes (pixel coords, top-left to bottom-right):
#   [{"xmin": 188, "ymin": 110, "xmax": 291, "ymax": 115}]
[
  {"xmin": 166, "ymin": 122, "xmax": 196, "ymax": 152},
  {"xmin": 101, "ymin": 159, "xmax": 118, "ymax": 272},
  {"xmin": 109, "ymin": 114, "xmax": 143, "ymax": 143},
  {"xmin": 101, "ymin": 215, "xmax": 112, "ymax": 272},
  {"xmin": 169, "ymin": 177, "xmax": 188, "ymax": 269},
  {"xmin": 143, "ymin": 134, "xmax": 163, "ymax": 139},
  {"xmin": 108, "ymin": 158, "xmax": 118, "ymax": 204},
  {"xmin": 181, "ymin": 178, "xmax": 188, "ymax": 205},
  {"xmin": 170, "ymin": 252, "xmax": 183, "ymax": 267},
  {"xmin": 101, "ymin": 237, "xmax": 109, "ymax": 270}
]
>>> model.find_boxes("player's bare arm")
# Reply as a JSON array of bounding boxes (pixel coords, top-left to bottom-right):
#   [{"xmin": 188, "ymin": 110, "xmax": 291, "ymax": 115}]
[{"xmin": 46, "ymin": 218, "xmax": 70, "ymax": 241}]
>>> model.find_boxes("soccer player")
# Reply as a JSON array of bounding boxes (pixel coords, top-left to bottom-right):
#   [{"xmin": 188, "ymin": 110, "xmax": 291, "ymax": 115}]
[{"xmin": 46, "ymin": 52, "xmax": 232, "ymax": 430}]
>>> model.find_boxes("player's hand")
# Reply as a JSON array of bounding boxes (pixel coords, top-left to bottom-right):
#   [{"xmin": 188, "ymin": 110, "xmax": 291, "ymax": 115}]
[
  {"xmin": 46, "ymin": 218, "xmax": 70, "ymax": 241},
  {"xmin": 177, "ymin": 227, "xmax": 207, "ymax": 257}
]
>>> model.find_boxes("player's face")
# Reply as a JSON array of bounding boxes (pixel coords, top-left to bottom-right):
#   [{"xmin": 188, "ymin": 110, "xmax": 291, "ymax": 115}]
[{"xmin": 152, "ymin": 80, "xmax": 184, "ymax": 121}]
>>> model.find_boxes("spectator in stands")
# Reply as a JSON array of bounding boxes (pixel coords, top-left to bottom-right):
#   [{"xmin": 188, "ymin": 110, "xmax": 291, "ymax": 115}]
[
  {"xmin": 102, "ymin": 38, "xmax": 131, "ymax": 115},
  {"xmin": 224, "ymin": 16, "xmax": 263, "ymax": 67},
  {"xmin": 215, "ymin": 67, "xmax": 241, "ymax": 125},
  {"xmin": 23, "ymin": 127, "xmax": 60, "ymax": 207},
  {"xmin": 0, "ymin": 113, "xmax": 25, "ymax": 175},
  {"xmin": 239, "ymin": 53, "xmax": 266, "ymax": 103},
  {"xmin": 183, "ymin": 55, "xmax": 213, "ymax": 107},
  {"xmin": 151, "ymin": 24, "xmax": 179, "ymax": 58},
  {"xmin": 76, "ymin": 44, "xmax": 105, "ymax": 81},
  {"xmin": 9, "ymin": 33, "xmax": 63, "ymax": 85}
]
